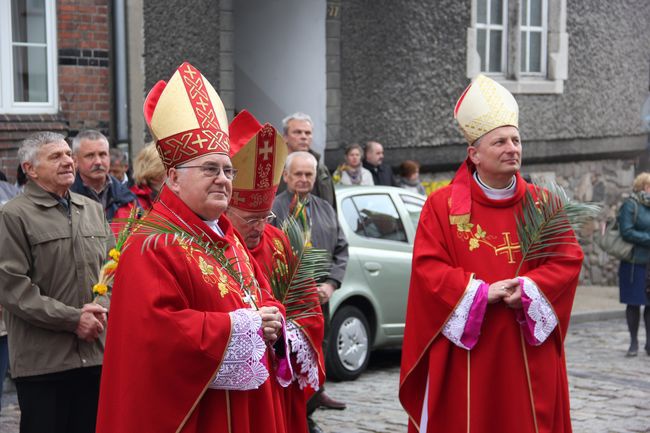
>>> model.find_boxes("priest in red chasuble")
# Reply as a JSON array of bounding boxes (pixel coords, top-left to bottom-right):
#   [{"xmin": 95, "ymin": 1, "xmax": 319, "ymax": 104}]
[
  {"xmin": 226, "ymin": 109, "xmax": 326, "ymax": 433},
  {"xmin": 96, "ymin": 62, "xmax": 291, "ymax": 433},
  {"xmin": 399, "ymin": 75, "xmax": 583, "ymax": 433}
]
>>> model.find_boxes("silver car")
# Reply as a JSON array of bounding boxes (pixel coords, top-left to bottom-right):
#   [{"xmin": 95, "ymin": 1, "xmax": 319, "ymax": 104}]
[{"xmin": 326, "ymin": 185, "xmax": 425, "ymax": 381}]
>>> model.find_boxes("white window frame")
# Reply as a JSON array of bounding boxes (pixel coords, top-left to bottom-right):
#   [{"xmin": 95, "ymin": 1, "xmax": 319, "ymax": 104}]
[
  {"xmin": 467, "ymin": 0, "xmax": 567, "ymax": 94},
  {"xmin": 0, "ymin": 0, "xmax": 58, "ymax": 114},
  {"xmin": 475, "ymin": 0, "xmax": 508, "ymax": 74},
  {"xmin": 520, "ymin": 0, "xmax": 548, "ymax": 76}
]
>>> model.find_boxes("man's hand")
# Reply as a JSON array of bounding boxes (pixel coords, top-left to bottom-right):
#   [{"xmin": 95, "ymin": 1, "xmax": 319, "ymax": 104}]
[
  {"xmin": 257, "ymin": 306, "xmax": 283, "ymax": 343},
  {"xmin": 487, "ymin": 278, "xmax": 519, "ymax": 304},
  {"xmin": 75, "ymin": 303, "xmax": 108, "ymax": 342},
  {"xmin": 317, "ymin": 282, "xmax": 336, "ymax": 304},
  {"xmin": 502, "ymin": 279, "xmax": 523, "ymax": 309}
]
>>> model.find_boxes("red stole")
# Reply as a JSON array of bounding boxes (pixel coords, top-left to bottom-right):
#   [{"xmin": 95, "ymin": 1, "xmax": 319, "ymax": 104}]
[
  {"xmin": 399, "ymin": 172, "xmax": 582, "ymax": 433},
  {"xmin": 97, "ymin": 186, "xmax": 286, "ymax": 433}
]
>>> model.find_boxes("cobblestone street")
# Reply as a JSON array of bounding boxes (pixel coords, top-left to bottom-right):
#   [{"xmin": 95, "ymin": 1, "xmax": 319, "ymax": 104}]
[{"xmin": 1, "ymin": 318, "xmax": 648, "ymax": 432}]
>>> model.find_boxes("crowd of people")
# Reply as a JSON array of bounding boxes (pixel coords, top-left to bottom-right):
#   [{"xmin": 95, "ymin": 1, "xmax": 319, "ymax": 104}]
[{"xmin": 0, "ymin": 62, "xmax": 612, "ymax": 433}]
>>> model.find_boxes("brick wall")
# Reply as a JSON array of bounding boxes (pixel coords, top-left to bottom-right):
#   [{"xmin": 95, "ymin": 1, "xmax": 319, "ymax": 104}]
[{"xmin": 0, "ymin": 0, "xmax": 112, "ymax": 183}]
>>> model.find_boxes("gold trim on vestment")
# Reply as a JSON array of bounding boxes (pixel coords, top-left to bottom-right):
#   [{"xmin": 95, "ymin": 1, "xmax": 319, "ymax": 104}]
[
  {"xmin": 449, "ymin": 213, "xmax": 471, "ymax": 225},
  {"xmin": 520, "ymin": 329, "xmax": 540, "ymax": 433},
  {"xmin": 399, "ymin": 273, "xmax": 477, "ymax": 432}
]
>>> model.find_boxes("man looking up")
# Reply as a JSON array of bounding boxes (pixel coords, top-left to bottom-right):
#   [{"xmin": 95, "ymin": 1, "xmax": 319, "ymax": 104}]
[
  {"xmin": 226, "ymin": 110, "xmax": 325, "ymax": 433},
  {"xmin": 363, "ymin": 140, "xmax": 396, "ymax": 186},
  {"xmin": 399, "ymin": 75, "xmax": 583, "ymax": 433},
  {"xmin": 71, "ymin": 130, "xmax": 137, "ymax": 221},
  {"xmin": 273, "ymin": 151, "xmax": 349, "ymax": 431}
]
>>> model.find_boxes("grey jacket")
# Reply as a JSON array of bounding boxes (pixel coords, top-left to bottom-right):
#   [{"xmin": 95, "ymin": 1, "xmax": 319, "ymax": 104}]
[
  {"xmin": 272, "ymin": 191, "xmax": 348, "ymax": 286},
  {"xmin": 0, "ymin": 181, "xmax": 113, "ymax": 377}
]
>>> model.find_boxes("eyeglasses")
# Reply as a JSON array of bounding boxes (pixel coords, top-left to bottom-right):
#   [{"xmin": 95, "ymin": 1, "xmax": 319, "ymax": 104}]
[
  {"xmin": 176, "ymin": 164, "xmax": 238, "ymax": 180},
  {"xmin": 230, "ymin": 210, "xmax": 277, "ymax": 226}
]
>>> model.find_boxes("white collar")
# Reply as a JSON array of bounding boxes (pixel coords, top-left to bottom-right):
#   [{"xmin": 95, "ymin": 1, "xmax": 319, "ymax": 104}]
[
  {"xmin": 473, "ymin": 172, "xmax": 516, "ymax": 200},
  {"xmin": 203, "ymin": 219, "xmax": 224, "ymax": 236}
]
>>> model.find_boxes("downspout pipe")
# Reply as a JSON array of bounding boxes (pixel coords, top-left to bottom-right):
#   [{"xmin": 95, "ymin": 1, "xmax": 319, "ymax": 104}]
[{"xmin": 113, "ymin": 0, "xmax": 129, "ymax": 150}]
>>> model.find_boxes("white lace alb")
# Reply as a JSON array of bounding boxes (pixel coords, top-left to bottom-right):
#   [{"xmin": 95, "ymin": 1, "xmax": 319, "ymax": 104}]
[
  {"xmin": 442, "ymin": 279, "xmax": 483, "ymax": 350},
  {"xmin": 520, "ymin": 276, "xmax": 557, "ymax": 344},
  {"xmin": 286, "ymin": 321, "xmax": 320, "ymax": 391},
  {"xmin": 209, "ymin": 309, "xmax": 269, "ymax": 390}
]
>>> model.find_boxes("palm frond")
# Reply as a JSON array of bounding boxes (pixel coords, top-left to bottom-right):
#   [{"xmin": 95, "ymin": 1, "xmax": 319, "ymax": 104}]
[
  {"xmin": 267, "ymin": 217, "xmax": 330, "ymax": 321},
  {"xmin": 117, "ymin": 213, "xmax": 259, "ymax": 309},
  {"xmin": 514, "ymin": 180, "xmax": 601, "ymax": 275}
]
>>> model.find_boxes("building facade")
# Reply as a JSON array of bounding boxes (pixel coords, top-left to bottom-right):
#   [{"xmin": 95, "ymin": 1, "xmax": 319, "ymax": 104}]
[{"xmin": 1, "ymin": 0, "xmax": 649, "ymax": 284}]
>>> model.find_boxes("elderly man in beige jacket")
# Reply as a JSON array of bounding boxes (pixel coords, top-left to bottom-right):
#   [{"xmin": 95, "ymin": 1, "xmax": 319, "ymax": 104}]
[{"xmin": 0, "ymin": 131, "xmax": 113, "ymax": 433}]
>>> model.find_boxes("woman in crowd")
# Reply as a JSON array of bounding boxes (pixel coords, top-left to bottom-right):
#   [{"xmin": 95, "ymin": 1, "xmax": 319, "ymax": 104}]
[
  {"xmin": 130, "ymin": 142, "xmax": 166, "ymax": 210},
  {"xmin": 333, "ymin": 143, "xmax": 374, "ymax": 186},
  {"xmin": 619, "ymin": 172, "xmax": 650, "ymax": 356},
  {"xmin": 396, "ymin": 160, "xmax": 426, "ymax": 195}
]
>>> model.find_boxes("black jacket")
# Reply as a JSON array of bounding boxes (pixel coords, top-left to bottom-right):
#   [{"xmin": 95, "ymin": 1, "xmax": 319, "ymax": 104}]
[
  {"xmin": 71, "ymin": 173, "xmax": 138, "ymax": 221},
  {"xmin": 363, "ymin": 160, "xmax": 396, "ymax": 186}
]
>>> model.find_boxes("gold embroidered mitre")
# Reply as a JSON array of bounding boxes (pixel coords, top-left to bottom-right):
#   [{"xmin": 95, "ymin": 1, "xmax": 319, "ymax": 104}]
[
  {"xmin": 143, "ymin": 62, "xmax": 230, "ymax": 169},
  {"xmin": 454, "ymin": 74, "xmax": 519, "ymax": 145},
  {"xmin": 229, "ymin": 110, "xmax": 288, "ymax": 213}
]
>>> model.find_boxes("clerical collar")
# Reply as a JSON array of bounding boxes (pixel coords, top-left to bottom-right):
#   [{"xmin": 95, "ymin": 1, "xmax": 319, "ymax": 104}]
[
  {"xmin": 473, "ymin": 172, "xmax": 516, "ymax": 200},
  {"xmin": 203, "ymin": 219, "xmax": 224, "ymax": 236}
]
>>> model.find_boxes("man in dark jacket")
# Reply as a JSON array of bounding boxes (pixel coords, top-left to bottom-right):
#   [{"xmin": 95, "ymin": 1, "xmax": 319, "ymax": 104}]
[
  {"xmin": 363, "ymin": 141, "xmax": 396, "ymax": 186},
  {"xmin": 70, "ymin": 130, "xmax": 137, "ymax": 221},
  {"xmin": 276, "ymin": 112, "xmax": 336, "ymax": 210}
]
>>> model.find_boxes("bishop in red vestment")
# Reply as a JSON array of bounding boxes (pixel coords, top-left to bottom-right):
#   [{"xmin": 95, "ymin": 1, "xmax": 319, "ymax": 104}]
[
  {"xmin": 226, "ymin": 110, "xmax": 326, "ymax": 433},
  {"xmin": 399, "ymin": 75, "xmax": 583, "ymax": 433},
  {"xmin": 96, "ymin": 63, "xmax": 290, "ymax": 433}
]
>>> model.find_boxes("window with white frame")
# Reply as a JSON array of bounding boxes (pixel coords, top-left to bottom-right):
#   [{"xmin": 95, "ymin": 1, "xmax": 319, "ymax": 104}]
[
  {"xmin": 467, "ymin": 0, "xmax": 567, "ymax": 94},
  {"xmin": 0, "ymin": 0, "xmax": 58, "ymax": 114}
]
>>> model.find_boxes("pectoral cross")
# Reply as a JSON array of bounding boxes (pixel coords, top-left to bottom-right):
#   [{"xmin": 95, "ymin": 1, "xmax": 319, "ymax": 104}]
[{"xmin": 494, "ymin": 232, "xmax": 520, "ymax": 264}]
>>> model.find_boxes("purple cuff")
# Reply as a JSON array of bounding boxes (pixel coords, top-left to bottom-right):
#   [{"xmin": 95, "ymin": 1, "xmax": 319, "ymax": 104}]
[
  {"xmin": 273, "ymin": 316, "xmax": 293, "ymax": 387},
  {"xmin": 516, "ymin": 277, "xmax": 557, "ymax": 345},
  {"xmin": 516, "ymin": 279, "xmax": 539, "ymax": 345},
  {"xmin": 459, "ymin": 282, "xmax": 489, "ymax": 349}
]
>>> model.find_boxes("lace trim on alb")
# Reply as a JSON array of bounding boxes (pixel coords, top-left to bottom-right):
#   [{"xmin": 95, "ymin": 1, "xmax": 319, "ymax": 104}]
[
  {"xmin": 286, "ymin": 321, "xmax": 320, "ymax": 391},
  {"xmin": 209, "ymin": 309, "xmax": 269, "ymax": 390},
  {"xmin": 520, "ymin": 276, "xmax": 557, "ymax": 344},
  {"xmin": 442, "ymin": 279, "xmax": 483, "ymax": 350}
]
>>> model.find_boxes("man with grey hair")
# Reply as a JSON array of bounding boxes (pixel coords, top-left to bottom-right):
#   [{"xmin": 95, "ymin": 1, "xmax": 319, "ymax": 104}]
[
  {"xmin": 109, "ymin": 147, "xmax": 131, "ymax": 187},
  {"xmin": 277, "ymin": 112, "xmax": 337, "ymax": 209},
  {"xmin": 272, "ymin": 151, "xmax": 349, "ymax": 431},
  {"xmin": 71, "ymin": 129, "xmax": 137, "ymax": 221},
  {"xmin": 0, "ymin": 131, "xmax": 113, "ymax": 433}
]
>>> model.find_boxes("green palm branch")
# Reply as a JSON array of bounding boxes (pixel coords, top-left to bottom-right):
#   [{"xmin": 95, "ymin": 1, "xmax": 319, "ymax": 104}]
[
  {"xmin": 267, "ymin": 216, "xmax": 330, "ymax": 321},
  {"xmin": 116, "ymin": 213, "xmax": 259, "ymax": 309},
  {"xmin": 514, "ymin": 181, "xmax": 601, "ymax": 276}
]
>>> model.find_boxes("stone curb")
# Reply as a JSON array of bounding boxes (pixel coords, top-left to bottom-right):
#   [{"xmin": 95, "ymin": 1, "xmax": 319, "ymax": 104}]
[{"xmin": 569, "ymin": 309, "xmax": 625, "ymax": 325}]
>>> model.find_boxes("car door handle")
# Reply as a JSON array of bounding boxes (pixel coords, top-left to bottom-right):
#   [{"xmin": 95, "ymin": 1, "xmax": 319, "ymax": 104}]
[{"xmin": 364, "ymin": 262, "xmax": 382, "ymax": 273}]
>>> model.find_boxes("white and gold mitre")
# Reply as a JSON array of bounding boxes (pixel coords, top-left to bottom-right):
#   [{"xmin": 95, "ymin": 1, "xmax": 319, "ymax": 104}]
[{"xmin": 453, "ymin": 74, "xmax": 519, "ymax": 145}]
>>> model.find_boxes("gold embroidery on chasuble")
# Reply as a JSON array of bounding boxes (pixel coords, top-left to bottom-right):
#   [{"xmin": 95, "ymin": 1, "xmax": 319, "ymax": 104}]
[
  {"xmin": 453, "ymin": 222, "xmax": 521, "ymax": 264},
  {"xmin": 177, "ymin": 239, "xmax": 236, "ymax": 297}
]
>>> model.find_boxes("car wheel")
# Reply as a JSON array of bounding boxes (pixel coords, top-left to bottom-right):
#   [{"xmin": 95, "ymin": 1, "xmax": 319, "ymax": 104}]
[{"xmin": 326, "ymin": 305, "xmax": 370, "ymax": 381}]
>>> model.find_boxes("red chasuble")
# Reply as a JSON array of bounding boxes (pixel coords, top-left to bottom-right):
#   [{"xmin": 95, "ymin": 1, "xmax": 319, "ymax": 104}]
[
  {"xmin": 249, "ymin": 224, "xmax": 326, "ymax": 433},
  {"xmin": 96, "ymin": 186, "xmax": 287, "ymax": 433},
  {"xmin": 399, "ymin": 172, "xmax": 582, "ymax": 433}
]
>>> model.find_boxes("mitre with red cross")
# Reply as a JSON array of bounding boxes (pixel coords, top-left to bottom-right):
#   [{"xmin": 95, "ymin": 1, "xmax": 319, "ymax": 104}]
[
  {"xmin": 229, "ymin": 110, "xmax": 287, "ymax": 213},
  {"xmin": 143, "ymin": 62, "xmax": 230, "ymax": 170}
]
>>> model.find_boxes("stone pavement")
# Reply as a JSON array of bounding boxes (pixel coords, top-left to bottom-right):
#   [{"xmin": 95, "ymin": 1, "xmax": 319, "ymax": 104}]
[{"xmin": 1, "ymin": 286, "xmax": 648, "ymax": 433}]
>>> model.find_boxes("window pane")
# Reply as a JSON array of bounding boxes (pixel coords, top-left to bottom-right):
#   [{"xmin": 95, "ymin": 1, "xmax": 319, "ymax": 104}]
[
  {"xmin": 521, "ymin": 32, "xmax": 528, "ymax": 71},
  {"xmin": 351, "ymin": 195, "xmax": 407, "ymax": 242},
  {"xmin": 529, "ymin": 31, "xmax": 542, "ymax": 72},
  {"xmin": 488, "ymin": 30, "xmax": 502, "ymax": 73},
  {"xmin": 477, "ymin": 0, "xmax": 488, "ymax": 24},
  {"xmin": 530, "ymin": 0, "xmax": 543, "ymax": 27},
  {"xmin": 341, "ymin": 198, "xmax": 365, "ymax": 236},
  {"xmin": 490, "ymin": 0, "xmax": 503, "ymax": 25},
  {"xmin": 13, "ymin": 46, "xmax": 48, "ymax": 102},
  {"xmin": 521, "ymin": 0, "xmax": 528, "ymax": 24},
  {"xmin": 477, "ymin": 29, "xmax": 487, "ymax": 71},
  {"xmin": 11, "ymin": 0, "xmax": 46, "ymax": 44}
]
